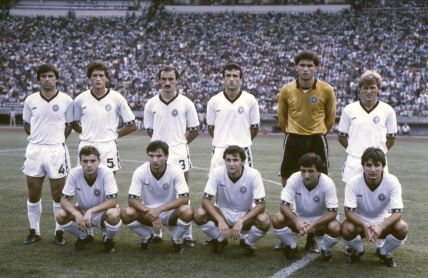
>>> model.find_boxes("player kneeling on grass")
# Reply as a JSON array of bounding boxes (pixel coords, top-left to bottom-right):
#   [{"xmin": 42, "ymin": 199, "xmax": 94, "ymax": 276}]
[
  {"xmin": 342, "ymin": 147, "xmax": 408, "ymax": 268},
  {"xmin": 121, "ymin": 140, "xmax": 193, "ymax": 254},
  {"xmin": 194, "ymin": 145, "xmax": 270, "ymax": 256},
  {"xmin": 271, "ymin": 153, "xmax": 341, "ymax": 262},
  {"xmin": 56, "ymin": 146, "xmax": 121, "ymax": 253}
]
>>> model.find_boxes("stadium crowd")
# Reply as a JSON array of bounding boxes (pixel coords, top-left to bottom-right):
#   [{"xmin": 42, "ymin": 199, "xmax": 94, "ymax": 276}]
[{"xmin": 0, "ymin": 4, "xmax": 427, "ymax": 117}]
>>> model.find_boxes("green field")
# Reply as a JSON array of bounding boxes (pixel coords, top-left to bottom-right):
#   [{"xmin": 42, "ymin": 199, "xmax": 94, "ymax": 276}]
[{"xmin": 0, "ymin": 129, "xmax": 427, "ymax": 277}]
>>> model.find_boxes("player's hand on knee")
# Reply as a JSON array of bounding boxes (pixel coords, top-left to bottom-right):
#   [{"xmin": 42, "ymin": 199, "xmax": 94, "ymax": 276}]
[{"xmin": 152, "ymin": 218, "xmax": 162, "ymax": 232}]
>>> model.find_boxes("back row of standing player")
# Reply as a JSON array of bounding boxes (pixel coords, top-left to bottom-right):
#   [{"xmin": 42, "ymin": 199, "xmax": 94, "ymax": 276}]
[{"xmin": 21, "ymin": 50, "xmax": 406, "ymax": 266}]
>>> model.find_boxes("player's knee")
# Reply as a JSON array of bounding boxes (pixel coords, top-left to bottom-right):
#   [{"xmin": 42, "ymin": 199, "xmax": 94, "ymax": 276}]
[
  {"xmin": 393, "ymin": 220, "xmax": 409, "ymax": 240},
  {"xmin": 327, "ymin": 220, "xmax": 341, "ymax": 237},
  {"xmin": 105, "ymin": 207, "xmax": 121, "ymax": 224},
  {"xmin": 178, "ymin": 205, "xmax": 193, "ymax": 222},
  {"xmin": 120, "ymin": 207, "xmax": 136, "ymax": 224},
  {"xmin": 193, "ymin": 207, "xmax": 208, "ymax": 225},
  {"xmin": 341, "ymin": 220, "xmax": 357, "ymax": 239},
  {"xmin": 256, "ymin": 213, "xmax": 271, "ymax": 231},
  {"xmin": 271, "ymin": 212, "xmax": 286, "ymax": 229},
  {"xmin": 56, "ymin": 209, "xmax": 68, "ymax": 225}
]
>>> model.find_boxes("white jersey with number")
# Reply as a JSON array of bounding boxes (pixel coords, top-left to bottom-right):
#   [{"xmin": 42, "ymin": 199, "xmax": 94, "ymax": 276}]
[
  {"xmin": 128, "ymin": 162, "xmax": 189, "ymax": 208},
  {"xmin": 23, "ymin": 91, "xmax": 73, "ymax": 145},
  {"xmin": 74, "ymin": 89, "xmax": 135, "ymax": 142},
  {"xmin": 338, "ymin": 101, "xmax": 397, "ymax": 157},
  {"xmin": 144, "ymin": 93, "xmax": 199, "ymax": 147},
  {"xmin": 344, "ymin": 172, "xmax": 403, "ymax": 224},
  {"xmin": 203, "ymin": 166, "xmax": 265, "ymax": 212},
  {"xmin": 62, "ymin": 164, "xmax": 118, "ymax": 212},
  {"xmin": 281, "ymin": 172, "xmax": 338, "ymax": 222},
  {"xmin": 207, "ymin": 91, "xmax": 260, "ymax": 148}
]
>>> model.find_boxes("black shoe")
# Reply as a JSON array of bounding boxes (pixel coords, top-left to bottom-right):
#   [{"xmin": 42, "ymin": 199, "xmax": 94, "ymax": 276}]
[
  {"xmin": 184, "ymin": 238, "xmax": 196, "ymax": 248},
  {"xmin": 375, "ymin": 247, "xmax": 381, "ymax": 258},
  {"xmin": 321, "ymin": 248, "xmax": 333, "ymax": 262},
  {"xmin": 241, "ymin": 240, "xmax": 256, "ymax": 256},
  {"xmin": 54, "ymin": 230, "xmax": 66, "ymax": 246},
  {"xmin": 304, "ymin": 234, "xmax": 319, "ymax": 253},
  {"xmin": 172, "ymin": 241, "xmax": 184, "ymax": 254},
  {"xmin": 239, "ymin": 239, "xmax": 246, "ymax": 248},
  {"xmin": 140, "ymin": 240, "xmax": 150, "ymax": 250},
  {"xmin": 213, "ymin": 239, "xmax": 228, "ymax": 254},
  {"xmin": 274, "ymin": 241, "xmax": 286, "ymax": 251},
  {"xmin": 103, "ymin": 239, "xmax": 115, "ymax": 253},
  {"xmin": 379, "ymin": 253, "xmax": 397, "ymax": 268},
  {"xmin": 346, "ymin": 248, "xmax": 364, "ymax": 263},
  {"xmin": 204, "ymin": 239, "xmax": 217, "ymax": 248},
  {"xmin": 75, "ymin": 238, "xmax": 86, "ymax": 251},
  {"xmin": 23, "ymin": 229, "xmax": 41, "ymax": 245},
  {"xmin": 83, "ymin": 235, "xmax": 95, "ymax": 244},
  {"xmin": 283, "ymin": 245, "xmax": 298, "ymax": 260},
  {"xmin": 151, "ymin": 236, "xmax": 163, "ymax": 244}
]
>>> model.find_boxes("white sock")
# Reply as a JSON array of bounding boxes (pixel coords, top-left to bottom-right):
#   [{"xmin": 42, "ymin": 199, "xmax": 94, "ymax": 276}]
[
  {"xmin": 273, "ymin": 227, "xmax": 297, "ymax": 248},
  {"xmin": 184, "ymin": 223, "xmax": 193, "ymax": 240},
  {"xmin": 104, "ymin": 220, "xmax": 121, "ymax": 240},
  {"xmin": 246, "ymin": 225, "xmax": 265, "ymax": 244},
  {"xmin": 27, "ymin": 199, "xmax": 42, "ymax": 235},
  {"xmin": 172, "ymin": 219, "xmax": 192, "ymax": 244},
  {"xmin": 61, "ymin": 221, "xmax": 85, "ymax": 239},
  {"xmin": 52, "ymin": 202, "xmax": 63, "ymax": 233},
  {"xmin": 344, "ymin": 235, "xmax": 364, "ymax": 253},
  {"xmin": 380, "ymin": 234, "xmax": 406, "ymax": 255},
  {"xmin": 376, "ymin": 239, "xmax": 385, "ymax": 248},
  {"xmin": 127, "ymin": 221, "xmax": 152, "ymax": 242},
  {"xmin": 199, "ymin": 221, "xmax": 220, "ymax": 240},
  {"xmin": 320, "ymin": 234, "xmax": 341, "ymax": 251},
  {"xmin": 152, "ymin": 228, "xmax": 162, "ymax": 238}
]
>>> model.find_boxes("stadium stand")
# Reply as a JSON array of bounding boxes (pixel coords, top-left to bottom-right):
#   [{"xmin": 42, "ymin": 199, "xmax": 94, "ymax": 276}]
[{"xmin": 1, "ymin": 1, "xmax": 427, "ymax": 119}]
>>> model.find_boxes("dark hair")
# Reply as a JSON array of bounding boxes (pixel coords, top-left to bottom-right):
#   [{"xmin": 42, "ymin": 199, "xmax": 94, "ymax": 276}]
[
  {"xmin": 222, "ymin": 63, "xmax": 243, "ymax": 79},
  {"xmin": 298, "ymin": 153, "xmax": 324, "ymax": 172},
  {"xmin": 294, "ymin": 51, "xmax": 320, "ymax": 67},
  {"xmin": 146, "ymin": 140, "xmax": 169, "ymax": 156},
  {"xmin": 157, "ymin": 65, "xmax": 180, "ymax": 80},
  {"xmin": 223, "ymin": 145, "xmax": 246, "ymax": 161},
  {"xmin": 86, "ymin": 61, "xmax": 110, "ymax": 80},
  {"xmin": 79, "ymin": 145, "xmax": 101, "ymax": 160},
  {"xmin": 361, "ymin": 147, "xmax": 386, "ymax": 167},
  {"xmin": 36, "ymin": 64, "xmax": 59, "ymax": 81}
]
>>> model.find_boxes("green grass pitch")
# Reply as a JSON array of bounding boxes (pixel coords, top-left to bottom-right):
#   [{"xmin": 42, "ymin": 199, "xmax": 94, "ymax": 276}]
[{"xmin": 0, "ymin": 129, "xmax": 427, "ymax": 277}]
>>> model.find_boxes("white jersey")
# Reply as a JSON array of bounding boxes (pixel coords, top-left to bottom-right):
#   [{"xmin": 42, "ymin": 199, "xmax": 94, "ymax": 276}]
[
  {"xmin": 144, "ymin": 93, "xmax": 199, "ymax": 147},
  {"xmin": 23, "ymin": 91, "xmax": 73, "ymax": 145},
  {"xmin": 128, "ymin": 162, "xmax": 189, "ymax": 208},
  {"xmin": 281, "ymin": 172, "xmax": 338, "ymax": 222},
  {"xmin": 338, "ymin": 101, "xmax": 397, "ymax": 157},
  {"xmin": 207, "ymin": 91, "xmax": 260, "ymax": 148},
  {"xmin": 62, "ymin": 164, "xmax": 118, "ymax": 212},
  {"xmin": 203, "ymin": 166, "xmax": 265, "ymax": 212},
  {"xmin": 74, "ymin": 89, "xmax": 135, "ymax": 142},
  {"xmin": 344, "ymin": 172, "xmax": 403, "ymax": 224}
]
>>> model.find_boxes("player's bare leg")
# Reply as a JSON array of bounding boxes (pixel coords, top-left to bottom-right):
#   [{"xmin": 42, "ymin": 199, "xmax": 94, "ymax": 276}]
[
  {"xmin": 23, "ymin": 176, "xmax": 44, "ymax": 244},
  {"xmin": 50, "ymin": 177, "xmax": 67, "ymax": 245}
]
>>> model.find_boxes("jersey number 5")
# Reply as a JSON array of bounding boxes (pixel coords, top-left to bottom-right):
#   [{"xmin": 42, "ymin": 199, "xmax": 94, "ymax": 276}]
[{"xmin": 107, "ymin": 158, "xmax": 115, "ymax": 168}]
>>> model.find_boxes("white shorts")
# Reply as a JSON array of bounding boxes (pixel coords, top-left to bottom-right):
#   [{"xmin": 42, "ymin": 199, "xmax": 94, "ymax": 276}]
[
  {"xmin": 218, "ymin": 207, "xmax": 247, "ymax": 227},
  {"xmin": 210, "ymin": 146, "xmax": 253, "ymax": 174},
  {"xmin": 83, "ymin": 210, "xmax": 105, "ymax": 229},
  {"xmin": 168, "ymin": 144, "xmax": 192, "ymax": 172},
  {"xmin": 342, "ymin": 154, "xmax": 389, "ymax": 182},
  {"xmin": 23, "ymin": 143, "xmax": 71, "ymax": 179},
  {"xmin": 159, "ymin": 210, "xmax": 174, "ymax": 226},
  {"xmin": 78, "ymin": 140, "xmax": 120, "ymax": 171}
]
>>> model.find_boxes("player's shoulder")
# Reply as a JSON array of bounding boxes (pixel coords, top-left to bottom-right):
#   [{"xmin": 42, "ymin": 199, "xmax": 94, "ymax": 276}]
[
  {"xmin": 244, "ymin": 166, "xmax": 261, "ymax": 177},
  {"xmin": 74, "ymin": 90, "xmax": 91, "ymax": 101},
  {"xmin": 346, "ymin": 173, "xmax": 363, "ymax": 188},
  {"xmin": 166, "ymin": 162, "xmax": 184, "ymax": 174},
  {"xmin": 134, "ymin": 161, "xmax": 150, "ymax": 174},
  {"xmin": 68, "ymin": 165, "xmax": 83, "ymax": 177},
  {"xmin": 319, "ymin": 173, "xmax": 336, "ymax": 187},
  {"xmin": 378, "ymin": 101, "xmax": 395, "ymax": 111},
  {"xmin": 240, "ymin": 90, "xmax": 257, "ymax": 101},
  {"xmin": 382, "ymin": 172, "xmax": 400, "ymax": 186},
  {"xmin": 316, "ymin": 79, "xmax": 334, "ymax": 91},
  {"xmin": 97, "ymin": 164, "xmax": 114, "ymax": 176},
  {"xmin": 108, "ymin": 89, "xmax": 126, "ymax": 100},
  {"xmin": 57, "ymin": 91, "xmax": 73, "ymax": 102}
]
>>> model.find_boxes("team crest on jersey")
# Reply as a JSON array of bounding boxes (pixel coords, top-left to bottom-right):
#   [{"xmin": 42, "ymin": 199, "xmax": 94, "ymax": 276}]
[
  {"xmin": 373, "ymin": 116, "xmax": 380, "ymax": 124},
  {"xmin": 171, "ymin": 109, "xmax": 178, "ymax": 117},
  {"xmin": 52, "ymin": 104, "xmax": 59, "ymax": 112},
  {"xmin": 240, "ymin": 186, "xmax": 247, "ymax": 194},
  {"xmin": 313, "ymin": 195, "xmax": 320, "ymax": 203},
  {"xmin": 94, "ymin": 189, "xmax": 101, "ymax": 197},
  {"xmin": 377, "ymin": 193, "xmax": 386, "ymax": 201},
  {"xmin": 162, "ymin": 183, "xmax": 170, "ymax": 190},
  {"xmin": 238, "ymin": 106, "xmax": 244, "ymax": 114},
  {"xmin": 105, "ymin": 104, "xmax": 112, "ymax": 112},
  {"xmin": 310, "ymin": 96, "xmax": 318, "ymax": 104}
]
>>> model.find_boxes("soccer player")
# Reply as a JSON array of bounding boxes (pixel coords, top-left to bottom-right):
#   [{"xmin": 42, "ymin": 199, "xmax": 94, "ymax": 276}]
[
  {"xmin": 73, "ymin": 61, "xmax": 137, "ymax": 173},
  {"xmin": 56, "ymin": 146, "xmax": 121, "ymax": 253},
  {"xmin": 342, "ymin": 147, "xmax": 408, "ymax": 268},
  {"xmin": 121, "ymin": 140, "xmax": 193, "ymax": 254},
  {"xmin": 193, "ymin": 145, "xmax": 270, "ymax": 256},
  {"xmin": 206, "ymin": 63, "xmax": 260, "ymax": 174},
  {"xmin": 338, "ymin": 70, "xmax": 397, "ymax": 182},
  {"xmin": 277, "ymin": 50, "xmax": 336, "ymax": 187},
  {"xmin": 144, "ymin": 65, "xmax": 199, "ymax": 247},
  {"xmin": 22, "ymin": 64, "xmax": 73, "ymax": 246},
  {"xmin": 271, "ymin": 153, "xmax": 341, "ymax": 261}
]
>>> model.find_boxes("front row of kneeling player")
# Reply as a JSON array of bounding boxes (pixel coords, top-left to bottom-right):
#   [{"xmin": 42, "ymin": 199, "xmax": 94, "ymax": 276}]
[{"xmin": 55, "ymin": 141, "xmax": 407, "ymax": 268}]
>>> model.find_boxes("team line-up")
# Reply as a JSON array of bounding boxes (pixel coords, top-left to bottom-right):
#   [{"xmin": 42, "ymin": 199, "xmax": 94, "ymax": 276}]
[{"xmin": 21, "ymin": 50, "xmax": 406, "ymax": 268}]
